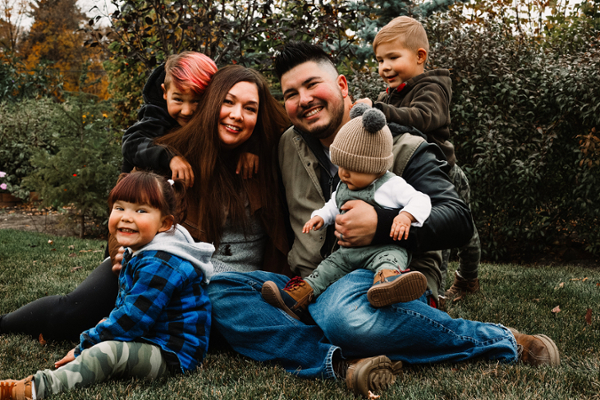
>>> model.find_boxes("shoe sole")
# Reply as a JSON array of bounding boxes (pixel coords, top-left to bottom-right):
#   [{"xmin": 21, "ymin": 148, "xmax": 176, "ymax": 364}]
[
  {"xmin": 261, "ymin": 281, "xmax": 300, "ymax": 320},
  {"xmin": 347, "ymin": 355, "xmax": 399, "ymax": 398},
  {"xmin": 367, "ymin": 271, "xmax": 428, "ymax": 307},
  {"xmin": 533, "ymin": 334, "xmax": 560, "ymax": 366}
]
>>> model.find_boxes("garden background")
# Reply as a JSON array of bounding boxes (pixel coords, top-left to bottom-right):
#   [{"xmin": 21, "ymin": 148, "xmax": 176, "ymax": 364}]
[
  {"xmin": 1, "ymin": 0, "xmax": 599, "ymax": 260},
  {"xmin": 1, "ymin": 0, "xmax": 600, "ymax": 398}
]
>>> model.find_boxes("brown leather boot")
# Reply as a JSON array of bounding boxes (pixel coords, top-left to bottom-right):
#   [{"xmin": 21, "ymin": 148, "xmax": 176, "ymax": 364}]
[
  {"xmin": 445, "ymin": 271, "xmax": 480, "ymax": 302},
  {"xmin": 367, "ymin": 269, "xmax": 428, "ymax": 307},
  {"xmin": 0, "ymin": 376, "xmax": 34, "ymax": 400},
  {"xmin": 334, "ymin": 355, "xmax": 402, "ymax": 398},
  {"xmin": 262, "ymin": 277, "xmax": 314, "ymax": 321},
  {"xmin": 508, "ymin": 327, "xmax": 560, "ymax": 366}
]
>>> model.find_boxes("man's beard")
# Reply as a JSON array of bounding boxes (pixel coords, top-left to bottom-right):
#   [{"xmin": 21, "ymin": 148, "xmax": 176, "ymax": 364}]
[{"xmin": 299, "ymin": 96, "xmax": 345, "ymax": 140}]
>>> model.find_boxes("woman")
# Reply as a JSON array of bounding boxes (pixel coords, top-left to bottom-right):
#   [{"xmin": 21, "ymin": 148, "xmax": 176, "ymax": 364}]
[{"xmin": 0, "ymin": 65, "xmax": 291, "ymax": 342}]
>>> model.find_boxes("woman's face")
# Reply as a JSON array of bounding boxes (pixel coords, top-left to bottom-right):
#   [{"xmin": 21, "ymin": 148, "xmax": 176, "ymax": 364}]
[{"xmin": 218, "ymin": 81, "xmax": 259, "ymax": 150}]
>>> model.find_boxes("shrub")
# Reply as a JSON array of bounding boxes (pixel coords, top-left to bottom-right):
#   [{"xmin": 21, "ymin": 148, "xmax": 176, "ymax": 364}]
[
  {"xmin": 21, "ymin": 93, "xmax": 122, "ymax": 237},
  {"xmin": 0, "ymin": 98, "xmax": 62, "ymax": 198},
  {"xmin": 423, "ymin": 9, "xmax": 600, "ymax": 260}
]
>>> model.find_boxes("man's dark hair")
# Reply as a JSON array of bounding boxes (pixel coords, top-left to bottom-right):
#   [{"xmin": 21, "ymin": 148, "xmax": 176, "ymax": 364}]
[{"xmin": 274, "ymin": 41, "xmax": 337, "ymax": 80}]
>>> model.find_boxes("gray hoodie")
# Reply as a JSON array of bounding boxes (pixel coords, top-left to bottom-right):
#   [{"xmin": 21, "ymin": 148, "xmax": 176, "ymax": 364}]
[{"xmin": 132, "ymin": 224, "xmax": 215, "ymax": 283}]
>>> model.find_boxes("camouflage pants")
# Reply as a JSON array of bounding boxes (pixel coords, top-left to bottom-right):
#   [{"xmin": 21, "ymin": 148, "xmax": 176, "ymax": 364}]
[
  {"xmin": 33, "ymin": 341, "xmax": 169, "ymax": 398},
  {"xmin": 440, "ymin": 164, "xmax": 481, "ymax": 289}
]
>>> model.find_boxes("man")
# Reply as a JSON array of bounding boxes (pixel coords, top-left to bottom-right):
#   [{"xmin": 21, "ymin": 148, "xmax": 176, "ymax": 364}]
[{"xmin": 206, "ymin": 42, "xmax": 559, "ymax": 398}]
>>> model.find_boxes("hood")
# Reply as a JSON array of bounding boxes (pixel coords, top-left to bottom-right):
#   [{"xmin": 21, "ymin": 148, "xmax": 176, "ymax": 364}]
[
  {"xmin": 143, "ymin": 64, "xmax": 168, "ymax": 108},
  {"xmin": 133, "ymin": 224, "xmax": 215, "ymax": 283}
]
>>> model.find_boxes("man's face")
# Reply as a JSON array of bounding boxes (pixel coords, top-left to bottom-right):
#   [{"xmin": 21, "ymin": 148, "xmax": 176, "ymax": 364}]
[{"xmin": 280, "ymin": 61, "xmax": 348, "ymax": 141}]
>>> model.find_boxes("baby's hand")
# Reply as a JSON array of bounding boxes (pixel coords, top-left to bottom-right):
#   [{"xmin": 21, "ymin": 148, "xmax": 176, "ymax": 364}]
[
  {"xmin": 354, "ymin": 98, "xmax": 373, "ymax": 108},
  {"xmin": 55, "ymin": 348, "xmax": 76, "ymax": 369},
  {"xmin": 236, "ymin": 152, "xmax": 259, "ymax": 179},
  {"xmin": 303, "ymin": 216, "xmax": 325, "ymax": 233},
  {"xmin": 390, "ymin": 212, "xmax": 415, "ymax": 241}
]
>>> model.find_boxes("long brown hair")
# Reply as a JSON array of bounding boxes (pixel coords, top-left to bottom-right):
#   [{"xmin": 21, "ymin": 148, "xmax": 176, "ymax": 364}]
[{"xmin": 157, "ymin": 65, "xmax": 290, "ymax": 247}]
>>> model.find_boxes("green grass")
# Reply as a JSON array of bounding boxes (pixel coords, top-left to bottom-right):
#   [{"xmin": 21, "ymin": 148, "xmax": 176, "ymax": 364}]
[{"xmin": 1, "ymin": 229, "xmax": 599, "ymax": 399}]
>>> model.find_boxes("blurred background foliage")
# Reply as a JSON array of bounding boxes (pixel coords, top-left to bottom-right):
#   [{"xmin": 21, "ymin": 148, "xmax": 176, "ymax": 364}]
[{"xmin": 0, "ymin": 0, "xmax": 599, "ymax": 260}]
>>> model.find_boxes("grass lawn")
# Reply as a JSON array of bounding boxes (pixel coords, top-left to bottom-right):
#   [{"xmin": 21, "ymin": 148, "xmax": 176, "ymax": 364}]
[{"xmin": 1, "ymin": 229, "xmax": 599, "ymax": 399}]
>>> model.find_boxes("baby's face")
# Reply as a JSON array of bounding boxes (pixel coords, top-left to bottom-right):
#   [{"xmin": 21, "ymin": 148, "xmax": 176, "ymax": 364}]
[{"xmin": 338, "ymin": 167, "xmax": 380, "ymax": 190}]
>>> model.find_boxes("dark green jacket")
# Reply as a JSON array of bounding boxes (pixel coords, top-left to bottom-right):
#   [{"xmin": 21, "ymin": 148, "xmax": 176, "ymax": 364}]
[{"xmin": 374, "ymin": 69, "xmax": 455, "ymax": 167}]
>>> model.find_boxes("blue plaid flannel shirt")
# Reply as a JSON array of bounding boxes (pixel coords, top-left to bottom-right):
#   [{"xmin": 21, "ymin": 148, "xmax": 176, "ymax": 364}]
[{"xmin": 75, "ymin": 249, "xmax": 211, "ymax": 373}]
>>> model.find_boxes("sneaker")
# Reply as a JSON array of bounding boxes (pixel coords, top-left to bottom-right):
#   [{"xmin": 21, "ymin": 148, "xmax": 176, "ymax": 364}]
[
  {"xmin": 0, "ymin": 376, "xmax": 34, "ymax": 400},
  {"xmin": 261, "ymin": 277, "xmax": 314, "ymax": 321},
  {"xmin": 334, "ymin": 355, "xmax": 402, "ymax": 398},
  {"xmin": 367, "ymin": 269, "xmax": 428, "ymax": 307},
  {"xmin": 445, "ymin": 271, "xmax": 480, "ymax": 302},
  {"xmin": 508, "ymin": 327, "xmax": 560, "ymax": 366}
]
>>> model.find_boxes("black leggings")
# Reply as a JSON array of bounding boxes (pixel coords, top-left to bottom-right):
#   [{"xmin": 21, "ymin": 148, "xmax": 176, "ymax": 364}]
[{"xmin": 0, "ymin": 257, "xmax": 118, "ymax": 342}]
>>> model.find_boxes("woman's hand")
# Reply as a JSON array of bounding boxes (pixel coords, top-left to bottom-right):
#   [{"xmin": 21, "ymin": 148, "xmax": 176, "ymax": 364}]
[
  {"xmin": 170, "ymin": 156, "xmax": 195, "ymax": 187},
  {"xmin": 55, "ymin": 348, "xmax": 76, "ymax": 369},
  {"xmin": 334, "ymin": 200, "xmax": 377, "ymax": 247},
  {"xmin": 236, "ymin": 153, "xmax": 260, "ymax": 179}
]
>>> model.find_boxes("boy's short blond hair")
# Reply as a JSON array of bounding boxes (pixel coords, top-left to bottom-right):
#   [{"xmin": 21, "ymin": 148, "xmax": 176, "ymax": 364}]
[{"xmin": 373, "ymin": 16, "xmax": 429, "ymax": 54}]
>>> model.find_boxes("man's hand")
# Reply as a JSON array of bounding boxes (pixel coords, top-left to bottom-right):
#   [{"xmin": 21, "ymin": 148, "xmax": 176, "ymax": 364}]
[
  {"xmin": 390, "ymin": 211, "xmax": 415, "ymax": 241},
  {"xmin": 335, "ymin": 200, "xmax": 377, "ymax": 247},
  {"xmin": 55, "ymin": 348, "xmax": 76, "ymax": 369},
  {"xmin": 353, "ymin": 98, "xmax": 373, "ymax": 108},
  {"xmin": 170, "ymin": 156, "xmax": 195, "ymax": 187},
  {"xmin": 236, "ymin": 153, "xmax": 260, "ymax": 179},
  {"xmin": 112, "ymin": 246, "xmax": 125, "ymax": 275}
]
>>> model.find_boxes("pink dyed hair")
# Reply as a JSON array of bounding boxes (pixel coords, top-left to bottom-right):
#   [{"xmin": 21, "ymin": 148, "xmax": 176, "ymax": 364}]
[{"xmin": 164, "ymin": 51, "xmax": 218, "ymax": 95}]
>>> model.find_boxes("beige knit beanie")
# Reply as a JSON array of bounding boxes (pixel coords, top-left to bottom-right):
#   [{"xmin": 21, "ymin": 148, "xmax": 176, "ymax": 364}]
[{"xmin": 330, "ymin": 105, "xmax": 393, "ymax": 175}]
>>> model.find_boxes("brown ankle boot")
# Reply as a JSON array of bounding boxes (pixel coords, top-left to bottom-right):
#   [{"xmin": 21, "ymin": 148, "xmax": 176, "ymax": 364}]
[
  {"xmin": 262, "ymin": 277, "xmax": 314, "ymax": 321},
  {"xmin": 334, "ymin": 355, "xmax": 402, "ymax": 398},
  {"xmin": 508, "ymin": 327, "xmax": 560, "ymax": 366},
  {"xmin": 0, "ymin": 376, "xmax": 34, "ymax": 400},
  {"xmin": 367, "ymin": 269, "xmax": 428, "ymax": 307},
  {"xmin": 445, "ymin": 271, "xmax": 480, "ymax": 302}
]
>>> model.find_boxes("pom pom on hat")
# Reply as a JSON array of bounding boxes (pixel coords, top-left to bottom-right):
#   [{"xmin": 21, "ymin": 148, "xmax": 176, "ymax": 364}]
[
  {"xmin": 349, "ymin": 102, "xmax": 370, "ymax": 119},
  {"xmin": 362, "ymin": 108, "xmax": 386, "ymax": 133}
]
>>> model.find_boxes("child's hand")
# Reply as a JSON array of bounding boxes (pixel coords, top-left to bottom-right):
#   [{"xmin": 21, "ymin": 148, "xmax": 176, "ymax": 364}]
[
  {"xmin": 354, "ymin": 98, "xmax": 373, "ymax": 108},
  {"xmin": 170, "ymin": 156, "xmax": 195, "ymax": 187},
  {"xmin": 390, "ymin": 211, "xmax": 415, "ymax": 241},
  {"xmin": 303, "ymin": 216, "xmax": 325, "ymax": 233},
  {"xmin": 236, "ymin": 152, "xmax": 259, "ymax": 179},
  {"xmin": 55, "ymin": 347, "xmax": 76, "ymax": 369}
]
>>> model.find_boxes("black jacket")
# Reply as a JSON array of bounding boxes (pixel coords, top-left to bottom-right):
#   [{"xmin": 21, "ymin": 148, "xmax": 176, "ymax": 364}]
[{"xmin": 121, "ymin": 64, "xmax": 178, "ymax": 175}]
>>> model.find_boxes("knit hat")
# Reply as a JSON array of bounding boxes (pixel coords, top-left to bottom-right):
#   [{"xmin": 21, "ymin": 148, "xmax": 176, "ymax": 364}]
[{"xmin": 330, "ymin": 105, "xmax": 393, "ymax": 175}]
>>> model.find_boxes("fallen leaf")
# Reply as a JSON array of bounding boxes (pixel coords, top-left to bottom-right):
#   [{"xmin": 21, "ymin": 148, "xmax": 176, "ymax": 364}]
[
  {"xmin": 585, "ymin": 308, "xmax": 592, "ymax": 325},
  {"xmin": 79, "ymin": 249, "xmax": 92, "ymax": 253},
  {"xmin": 583, "ymin": 277, "xmax": 588, "ymax": 282},
  {"xmin": 68, "ymin": 245, "xmax": 75, "ymax": 250},
  {"xmin": 571, "ymin": 278, "xmax": 580, "ymax": 281},
  {"xmin": 71, "ymin": 266, "xmax": 83, "ymax": 272},
  {"xmin": 68, "ymin": 253, "xmax": 76, "ymax": 257},
  {"xmin": 552, "ymin": 305, "xmax": 561, "ymax": 314},
  {"xmin": 48, "ymin": 240, "xmax": 54, "ymax": 244},
  {"xmin": 51, "ymin": 248, "xmax": 56, "ymax": 252},
  {"xmin": 38, "ymin": 333, "xmax": 47, "ymax": 345}
]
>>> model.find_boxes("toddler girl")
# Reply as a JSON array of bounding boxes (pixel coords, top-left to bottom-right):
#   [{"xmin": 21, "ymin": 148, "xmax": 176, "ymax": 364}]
[{"xmin": 0, "ymin": 171, "xmax": 214, "ymax": 399}]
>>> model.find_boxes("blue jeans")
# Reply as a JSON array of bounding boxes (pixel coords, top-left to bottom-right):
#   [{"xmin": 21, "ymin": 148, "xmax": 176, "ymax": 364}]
[{"xmin": 207, "ymin": 269, "xmax": 518, "ymax": 379}]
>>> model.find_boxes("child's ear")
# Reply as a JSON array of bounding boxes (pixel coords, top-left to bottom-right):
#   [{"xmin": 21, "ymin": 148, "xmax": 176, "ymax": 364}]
[
  {"xmin": 158, "ymin": 215, "xmax": 174, "ymax": 233},
  {"xmin": 161, "ymin": 83, "xmax": 167, "ymax": 100},
  {"xmin": 417, "ymin": 48, "xmax": 428, "ymax": 65}
]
